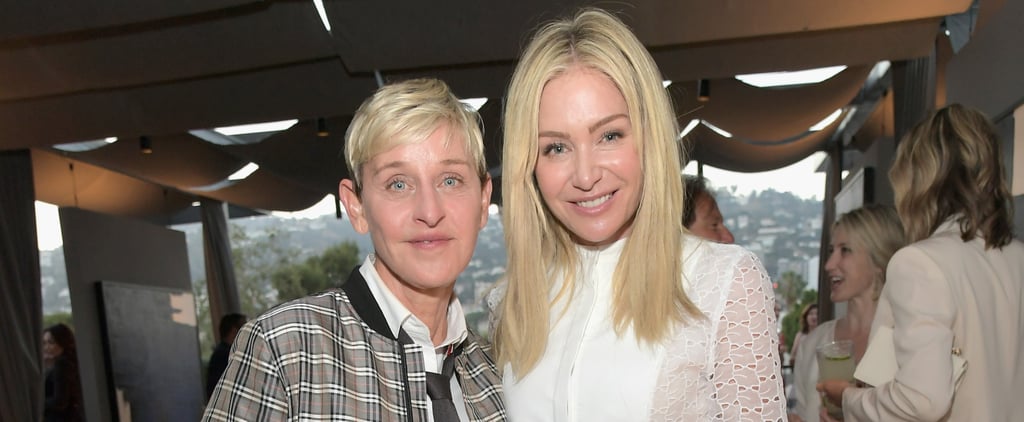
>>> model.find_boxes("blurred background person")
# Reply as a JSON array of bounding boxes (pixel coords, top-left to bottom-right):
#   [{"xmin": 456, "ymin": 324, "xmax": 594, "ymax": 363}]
[
  {"xmin": 205, "ymin": 313, "xmax": 246, "ymax": 401},
  {"xmin": 43, "ymin": 323, "xmax": 84, "ymax": 422},
  {"xmin": 683, "ymin": 175, "xmax": 735, "ymax": 243},
  {"xmin": 823, "ymin": 104, "xmax": 1024, "ymax": 421},
  {"xmin": 790, "ymin": 205, "xmax": 904, "ymax": 422},
  {"xmin": 790, "ymin": 303, "xmax": 819, "ymax": 367}
]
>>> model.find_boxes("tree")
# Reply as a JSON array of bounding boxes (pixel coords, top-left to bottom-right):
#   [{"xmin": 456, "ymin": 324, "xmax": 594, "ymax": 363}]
[
  {"xmin": 272, "ymin": 241, "xmax": 361, "ymax": 302},
  {"xmin": 229, "ymin": 222, "xmax": 299, "ymax": 317},
  {"xmin": 194, "ymin": 220, "xmax": 304, "ymax": 359},
  {"xmin": 775, "ymin": 270, "xmax": 808, "ymax": 310},
  {"xmin": 42, "ymin": 312, "xmax": 74, "ymax": 329}
]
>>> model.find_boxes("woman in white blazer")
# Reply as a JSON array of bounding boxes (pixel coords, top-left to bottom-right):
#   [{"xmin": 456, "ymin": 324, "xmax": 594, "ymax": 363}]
[{"xmin": 819, "ymin": 104, "xmax": 1024, "ymax": 421}]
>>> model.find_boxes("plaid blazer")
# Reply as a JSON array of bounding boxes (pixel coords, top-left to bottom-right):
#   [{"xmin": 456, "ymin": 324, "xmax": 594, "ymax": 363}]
[{"xmin": 203, "ymin": 269, "xmax": 507, "ymax": 421}]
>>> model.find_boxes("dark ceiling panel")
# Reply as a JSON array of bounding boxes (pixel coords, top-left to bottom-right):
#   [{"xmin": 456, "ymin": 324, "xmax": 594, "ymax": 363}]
[
  {"xmin": 184, "ymin": 169, "xmax": 329, "ymax": 212},
  {"xmin": 31, "ymin": 149, "xmax": 196, "ymax": 218},
  {"xmin": 0, "ymin": 1, "xmax": 257, "ymax": 41},
  {"xmin": 653, "ymin": 18, "xmax": 941, "ymax": 80},
  {"xmin": 687, "ymin": 118, "xmax": 838, "ymax": 173},
  {"xmin": 0, "ymin": 1, "xmax": 335, "ymax": 101},
  {"xmin": 217, "ymin": 116, "xmax": 352, "ymax": 194},
  {"xmin": 327, "ymin": 0, "xmax": 966, "ymax": 72},
  {"xmin": 668, "ymin": 65, "xmax": 871, "ymax": 141},
  {"xmin": 0, "ymin": 59, "xmax": 377, "ymax": 150},
  {"xmin": 63, "ymin": 133, "xmax": 248, "ymax": 190}
]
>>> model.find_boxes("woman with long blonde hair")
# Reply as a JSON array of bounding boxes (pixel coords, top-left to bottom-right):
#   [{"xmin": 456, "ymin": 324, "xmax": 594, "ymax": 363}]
[{"xmin": 492, "ymin": 8, "xmax": 784, "ymax": 420}]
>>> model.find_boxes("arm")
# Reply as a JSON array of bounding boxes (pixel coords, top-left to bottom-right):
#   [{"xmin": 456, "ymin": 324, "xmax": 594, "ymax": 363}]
[
  {"xmin": 206, "ymin": 344, "xmax": 229, "ymax": 399},
  {"xmin": 842, "ymin": 247, "xmax": 957, "ymax": 421},
  {"xmin": 790, "ymin": 326, "xmax": 823, "ymax": 422},
  {"xmin": 45, "ymin": 359, "xmax": 74, "ymax": 413},
  {"xmin": 713, "ymin": 252, "xmax": 786, "ymax": 421},
  {"xmin": 790, "ymin": 332, "xmax": 803, "ymax": 365},
  {"xmin": 202, "ymin": 322, "xmax": 290, "ymax": 421}
]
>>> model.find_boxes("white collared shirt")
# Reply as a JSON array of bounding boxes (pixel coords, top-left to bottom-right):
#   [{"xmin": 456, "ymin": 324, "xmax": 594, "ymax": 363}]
[{"xmin": 360, "ymin": 255, "xmax": 470, "ymax": 422}]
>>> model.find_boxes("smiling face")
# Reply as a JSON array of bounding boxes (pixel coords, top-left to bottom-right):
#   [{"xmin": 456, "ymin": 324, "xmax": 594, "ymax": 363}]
[
  {"xmin": 534, "ymin": 66, "xmax": 643, "ymax": 247},
  {"xmin": 824, "ymin": 226, "xmax": 880, "ymax": 303},
  {"xmin": 688, "ymin": 193, "xmax": 735, "ymax": 244},
  {"xmin": 42, "ymin": 331, "xmax": 62, "ymax": 361},
  {"xmin": 339, "ymin": 123, "xmax": 491, "ymax": 300}
]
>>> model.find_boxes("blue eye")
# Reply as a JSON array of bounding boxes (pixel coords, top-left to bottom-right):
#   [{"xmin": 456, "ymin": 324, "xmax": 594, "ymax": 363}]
[
  {"xmin": 443, "ymin": 177, "xmax": 458, "ymax": 187},
  {"xmin": 389, "ymin": 180, "xmax": 407, "ymax": 190},
  {"xmin": 601, "ymin": 131, "xmax": 623, "ymax": 142},
  {"xmin": 542, "ymin": 143, "xmax": 567, "ymax": 155}
]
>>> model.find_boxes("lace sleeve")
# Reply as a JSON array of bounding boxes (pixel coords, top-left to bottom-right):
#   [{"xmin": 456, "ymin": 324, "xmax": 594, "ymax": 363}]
[
  {"xmin": 713, "ymin": 252, "xmax": 785, "ymax": 421},
  {"xmin": 484, "ymin": 278, "xmax": 507, "ymax": 340}
]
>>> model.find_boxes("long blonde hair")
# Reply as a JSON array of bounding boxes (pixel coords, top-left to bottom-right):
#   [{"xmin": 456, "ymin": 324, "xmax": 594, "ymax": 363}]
[
  {"xmin": 889, "ymin": 103, "xmax": 1014, "ymax": 248},
  {"xmin": 496, "ymin": 8, "xmax": 700, "ymax": 376}
]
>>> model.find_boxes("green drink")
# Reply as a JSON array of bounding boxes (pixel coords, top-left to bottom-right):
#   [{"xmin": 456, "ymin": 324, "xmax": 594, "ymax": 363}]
[{"xmin": 817, "ymin": 340, "xmax": 855, "ymax": 420}]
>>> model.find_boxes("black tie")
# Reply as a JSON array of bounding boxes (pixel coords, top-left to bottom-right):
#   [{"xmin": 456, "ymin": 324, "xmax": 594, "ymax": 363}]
[{"xmin": 425, "ymin": 343, "xmax": 463, "ymax": 422}]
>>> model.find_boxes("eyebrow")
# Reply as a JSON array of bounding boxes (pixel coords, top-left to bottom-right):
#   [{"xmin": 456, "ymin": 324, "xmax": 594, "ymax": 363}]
[
  {"xmin": 538, "ymin": 113, "xmax": 629, "ymax": 139},
  {"xmin": 371, "ymin": 158, "xmax": 472, "ymax": 177}
]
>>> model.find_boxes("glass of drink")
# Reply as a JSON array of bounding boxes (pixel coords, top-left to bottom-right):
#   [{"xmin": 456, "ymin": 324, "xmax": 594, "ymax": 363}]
[{"xmin": 817, "ymin": 339, "xmax": 855, "ymax": 420}]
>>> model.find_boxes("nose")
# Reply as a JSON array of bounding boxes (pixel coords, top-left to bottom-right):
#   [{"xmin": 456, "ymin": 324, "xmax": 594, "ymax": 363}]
[
  {"xmin": 571, "ymin": 147, "xmax": 600, "ymax": 191},
  {"xmin": 720, "ymin": 226, "xmax": 735, "ymax": 244},
  {"xmin": 824, "ymin": 248, "xmax": 839, "ymax": 272},
  {"xmin": 414, "ymin": 187, "xmax": 445, "ymax": 227}
]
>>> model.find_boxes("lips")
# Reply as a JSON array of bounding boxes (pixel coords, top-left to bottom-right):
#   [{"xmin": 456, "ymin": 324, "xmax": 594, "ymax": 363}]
[
  {"xmin": 575, "ymin": 192, "xmax": 613, "ymax": 208},
  {"xmin": 829, "ymin": 275, "xmax": 843, "ymax": 288},
  {"xmin": 408, "ymin": 235, "xmax": 452, "ymax": 248}
]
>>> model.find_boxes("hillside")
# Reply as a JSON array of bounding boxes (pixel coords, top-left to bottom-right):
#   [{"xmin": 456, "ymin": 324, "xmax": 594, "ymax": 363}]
[{"xmin": 41, "ymin": 187, "xmax": 822, "ymax": 315}]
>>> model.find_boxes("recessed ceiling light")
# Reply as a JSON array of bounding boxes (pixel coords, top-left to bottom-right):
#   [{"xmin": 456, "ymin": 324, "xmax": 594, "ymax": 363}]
[
  {"xmin": 460, "ymin": 97, "xmax": 488, "ymax": 112},
  {"xmin": 809, "ymin": 109, "xmax": 843, "ymax": 131},
  {"xmin": 735, "ymin": 65, "xmax": 847, "ymax": 88},
  {"xmin": 679, "ymin": 119, "xmax": 700, "ymax": 138},
  {"xmin": 213, "ymin": 119, "xmax": 298, "ymax": 136},
  {"xmin": 52, "ymin": 137, "xmax": 119, "ymax": 152},
  {"xmin": 228, "ymin": 162, "xmax": 260, "ymax": 181},
  {"xmin": 702, "ymin": 120, "xmax": 733, "ymax": 138},
  {"xmin": 312, "ymin": 0, "xmax": 331, "ymax": 32}
]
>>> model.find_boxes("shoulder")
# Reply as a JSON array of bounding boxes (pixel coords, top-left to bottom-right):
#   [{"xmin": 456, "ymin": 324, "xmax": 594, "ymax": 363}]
[
  {"xmin": 805, "ymin": 319, "xmax": 836, "ymax": 348},
  {"xmin": 249, "ymin": 289, "xmax": 355, "ymax": 335},
  {"xmin": 683, "ymin": 237, "xmax": 767, "ymax": 286}
]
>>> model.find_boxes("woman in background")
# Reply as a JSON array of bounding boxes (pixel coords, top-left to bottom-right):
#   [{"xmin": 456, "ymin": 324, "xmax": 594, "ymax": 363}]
[
  {"xmin": 789, "ymin": 303, "xmax": 819, "ymax": 366},
  {"xmin": 43, "ymin": 323, "xmax": 84, "ymax": 422},
  {"xmin": 821, "ymin": 104, "xmax": 1024, "ymax": 420},
  {"xmin": 789, "ymin": 205, "xmax": 904, "ymax": 422},
  {"xmin": 494, "ymin": 8, "xmax": 784, "ymax": 421}
]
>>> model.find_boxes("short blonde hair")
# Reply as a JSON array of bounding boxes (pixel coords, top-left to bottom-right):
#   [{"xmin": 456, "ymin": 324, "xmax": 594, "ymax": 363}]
[
  {"xmin": 833, "ymin": 205, "xmax": 905, "ymax": 299},
  {"xmin": 889, "ymin": 103, "xmax": 1014, "ymax": 248},
  {"xmin": 496, "ymin": 8, "xmax": 696, "ymax": 376},
  {"xmin": 344, "ymin": 78, "xmax": 487, "ymax": 190}
]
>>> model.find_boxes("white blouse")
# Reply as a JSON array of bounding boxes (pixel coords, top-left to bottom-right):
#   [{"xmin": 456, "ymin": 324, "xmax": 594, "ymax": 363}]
[{"xmin": 498, "ymin": 236, "xmax": 785, "ymax": 421}]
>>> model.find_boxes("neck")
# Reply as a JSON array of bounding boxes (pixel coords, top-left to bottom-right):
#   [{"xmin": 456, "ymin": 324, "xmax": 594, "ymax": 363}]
[
  {"xmin": 390, "ymin": 283, "xmax": 453, "ymax": 346},
  {"xmin": 841, "ymin": 296, "xmax": 877, "ymax": 333},
  {"xmin": 414, "ymin": 296, "xmax": 451, "ymax": 346},
  {"xmin": 373, "ymin": 259, "xmax": 455, "ymax": 345}
]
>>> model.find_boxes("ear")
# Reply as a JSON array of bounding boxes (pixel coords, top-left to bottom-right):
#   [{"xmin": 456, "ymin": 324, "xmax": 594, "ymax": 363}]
[
  {"xmin": 479, "ymin": 174, "xmax": 493, "ymax": 229},
  {"xmin": 339, "ymin": 179, "xmax": 369, "ymax": 234}
]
